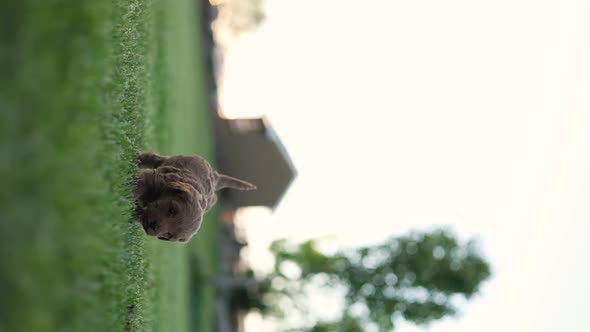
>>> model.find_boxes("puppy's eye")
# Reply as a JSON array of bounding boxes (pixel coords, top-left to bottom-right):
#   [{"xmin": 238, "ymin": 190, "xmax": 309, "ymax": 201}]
[{"xmin": 167, "ymin": 206, "xmax": 177, "ymax": 217}]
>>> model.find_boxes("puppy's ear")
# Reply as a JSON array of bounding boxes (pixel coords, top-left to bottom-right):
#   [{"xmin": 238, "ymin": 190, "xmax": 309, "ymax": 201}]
[
  {"xmin": 133, "ymin": 169, "xmax": 166, "ymax": 203},
  {"xmin": 137, "ymin": 152, "xmax": 167, "ymax": 169},
  {"xmin": 215, "ymin": 172, "xmax": 257, "ymax": 191},
  {"xmin": 166, "ymin": 181, "xmax": 194, "ymax": 197},
  {"xmin": 182, "ymin": 216, "xmax": 203, "ymax": 242}
]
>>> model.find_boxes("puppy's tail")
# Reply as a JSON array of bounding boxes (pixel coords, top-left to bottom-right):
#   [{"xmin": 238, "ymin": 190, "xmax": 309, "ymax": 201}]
[{"xmin": 215, "ymin": 173, "xmax": 257, "ymax": 191}]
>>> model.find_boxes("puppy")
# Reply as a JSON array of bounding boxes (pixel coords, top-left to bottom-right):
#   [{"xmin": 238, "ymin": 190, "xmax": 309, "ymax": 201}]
[{"xmin": 132, "ymin": 152, "xmax": 255, "ymax": 243}]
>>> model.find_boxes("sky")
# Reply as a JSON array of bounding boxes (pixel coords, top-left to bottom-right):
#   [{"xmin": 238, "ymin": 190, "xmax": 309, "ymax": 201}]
[{"xmin": 217, "ymin": 0, "xmax": 590, "ymax": 331}]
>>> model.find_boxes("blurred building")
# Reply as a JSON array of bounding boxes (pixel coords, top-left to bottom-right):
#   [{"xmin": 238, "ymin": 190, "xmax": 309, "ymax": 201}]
[
  {"xmin": 199, "ymin": 1, "xmax": 295, "ymax": 331},
  {"xmin": 211, "ymin": 113, "xmax": 296, "ymax": 332},
  {"xmin": 213, "ymin": 115, "xmax": 297, "ymax": 211}
]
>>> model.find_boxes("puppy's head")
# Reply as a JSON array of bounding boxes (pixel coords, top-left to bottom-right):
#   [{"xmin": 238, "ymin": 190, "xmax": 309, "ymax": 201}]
[{"xmin": 135, "ymin": 170, "xmax": 204, "ymax": 243}]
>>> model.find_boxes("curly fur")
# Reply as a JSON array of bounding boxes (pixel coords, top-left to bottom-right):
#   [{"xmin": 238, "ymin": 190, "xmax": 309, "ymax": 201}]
[{"xmin": 132, "ymin": 152, "xmax": 255, "ymax": 243}]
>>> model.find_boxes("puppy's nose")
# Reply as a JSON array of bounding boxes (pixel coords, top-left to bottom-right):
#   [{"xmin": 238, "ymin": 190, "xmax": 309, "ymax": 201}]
[
  {"xmin": 148, "ymin": 221, "xmax": 159, "ymax": 232},
  {"xmin": 158, "ymin": 232, "xmax": 173, "ymax": 241}
]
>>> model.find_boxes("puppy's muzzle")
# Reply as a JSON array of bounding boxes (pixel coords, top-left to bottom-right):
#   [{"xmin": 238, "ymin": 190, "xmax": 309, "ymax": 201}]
[{"xmin": 157, "ymin": 232, "xmax": 173, "ymax": 241}]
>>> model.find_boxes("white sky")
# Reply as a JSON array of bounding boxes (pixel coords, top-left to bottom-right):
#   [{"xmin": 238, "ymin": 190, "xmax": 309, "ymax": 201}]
[{"xmin": 218, "ymin": 0, "xmax": 590, "ymax": 331}]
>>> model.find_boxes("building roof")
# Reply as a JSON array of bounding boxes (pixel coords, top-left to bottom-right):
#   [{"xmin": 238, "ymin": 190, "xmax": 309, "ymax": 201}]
[{"xmin": 213, "ymin": 115, "xmax": 297, "ymax": 210}]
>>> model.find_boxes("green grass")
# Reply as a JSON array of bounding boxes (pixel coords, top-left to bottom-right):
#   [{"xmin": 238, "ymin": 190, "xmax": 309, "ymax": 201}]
[{"xmin": 0, "ymin": 1, "xmax": 218, "ymax": 331}]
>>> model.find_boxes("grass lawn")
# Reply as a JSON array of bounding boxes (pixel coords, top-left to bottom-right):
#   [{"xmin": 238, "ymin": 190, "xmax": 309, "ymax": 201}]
[{"xmin": 0, "ymin": 1, "xmax": 218, "ymax": 331}]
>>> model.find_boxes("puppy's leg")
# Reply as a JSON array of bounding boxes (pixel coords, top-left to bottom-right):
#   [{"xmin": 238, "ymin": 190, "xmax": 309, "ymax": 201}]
[{"xmin": 137, "ymin": 152, "xmax": 166, "ymax": 168}]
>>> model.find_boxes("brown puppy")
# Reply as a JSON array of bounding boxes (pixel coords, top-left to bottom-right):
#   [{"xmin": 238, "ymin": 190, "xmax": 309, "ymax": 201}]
[{"xmin": 132, "ymin": 152, "xmax": 255, "ymax": 243}]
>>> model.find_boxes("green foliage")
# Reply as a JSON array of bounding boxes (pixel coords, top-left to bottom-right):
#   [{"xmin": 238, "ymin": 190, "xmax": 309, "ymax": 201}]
[
  {"xmin": 263, "ymin": 228, "xmax": 491, "ymax": 331},
  {"xmin": 217, "ymin": 0, "xmax": 266, "ymax": 35},
  {"xmin": 303, "ymin": 315, "xmax": 364, "ymax": 332},
  {"xmin": 270, "ymin": 239, "xmax": 337, "ymax": 278}
]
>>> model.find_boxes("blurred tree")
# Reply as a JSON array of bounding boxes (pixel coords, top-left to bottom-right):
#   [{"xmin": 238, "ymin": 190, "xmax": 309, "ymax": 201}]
[
  {"xmin": 214, "ymin": 0, "xmax": 265, "ymax": 36},
  {"xmin": 223, "ymin": 268, "xmax": 272, "ymax": 314},
  {"xmin": 302, "ymin": 314, "xmax": 364, "ymax": 332},
  {"xmin": 262, "ymin": 228, "xmax": 492, "ymax": 331}
]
